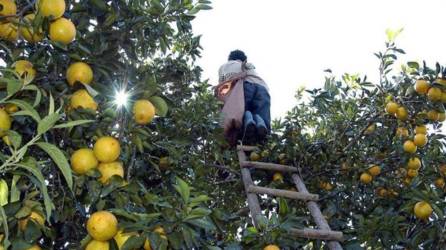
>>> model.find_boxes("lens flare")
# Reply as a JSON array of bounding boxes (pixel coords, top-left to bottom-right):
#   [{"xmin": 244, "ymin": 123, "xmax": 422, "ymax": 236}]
[{"xmin": 115, "ymin": 90, "xmax": 129, "ymax": 107}]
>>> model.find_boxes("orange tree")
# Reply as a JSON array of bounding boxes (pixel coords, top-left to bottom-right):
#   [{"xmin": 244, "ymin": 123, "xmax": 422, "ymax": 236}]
[
  {"xmin": 0, "ymin": 0, "xmax": 238, "ymax": 249},
  {"xmin": 243, "ymin": 36, "xmax": 446, "ymax": 248}
]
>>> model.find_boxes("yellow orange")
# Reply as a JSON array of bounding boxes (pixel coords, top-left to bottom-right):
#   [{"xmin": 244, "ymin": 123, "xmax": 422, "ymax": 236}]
[
  {"xmin": 407, "ymin": 169, "xmax": 418, "ymax": 178},
  {"xmin": 14, "ymin": 60, "xmax": 36, "ymax": 80},
  {"xmin": 0, "ymin": 0, "xmax": 16, "ymax": 16},
  {"xmin": 272, "ymin": 172, "xmax": 283, "ymax": 182},
  {"xmin": 37, "ymin": 0, "xmax": 66, "ymax": 19},
  {"xmin": 0, "ymin": 109, "xmax": 11, "ymax": 137},
  {"xmin": 407, "ymin": 157, "xmax": 421, "ymax": 170},
  {"xmin": 20, "ymin": 14, "xmax": 44, "ymax": 43},
  {"xmin": 403, "ymin": 140, "xmax": 417, "ymax": 154},
  {"xmin": 385, "ymin": 101, "xmax": 399, "ymax": 114},
  {"xmin": 70, "ymin": 148, "xmax": 98, "ymax": 175},
  {"xmin": 414, "ymin": 201, "xmax": 433, "ymax": 220},
  {"xmin": 132, "ymin": 100, "xmax": 156, "ymax": 125},
  {"xmin": 5, "ymin": 103, "xmax": 18, "ymax": 113},
  {"xmin": 360, "ymin": 172, "xmax": 372, "ymax": 184},
  {"xmin": 413, "ymin": 134, "xmax": 427, "ymax": 147},
  {"xmin": 66, "ymin": 62, "xmax": 93, "ymax": 86},
  {"xmin": 85, "ymin": 240, "xmax": 109, "ymax": 250},
  {"xmin": 70, "ymin": 89, "xmax": 98, "ymax": 111},
  {"xmin": 427, "ymin": 110, "xmax": 439, "ymax": 121},
  {"xmin": 49, "ymin": 18, "xmax": 76, "ymax": 44},
  {"xmin": 264, "ymin": 244, "xmax": 280, "ymax": 250},
  {"xmin": 93, "ymin": 136, "xmax": 121, "ymax": 163},
  {"xmin": 395, "ymin": 107, "xmax": 408, "ymax": 121},
  {"xmin": 396, "ymin": 127, "xmax": 409, "ymax": 137},
  {"xmin": 441, "ymin": 92, "xmax": 446, "ymax": 103},
  {"xmin": 86, "ymin": 211, "xmax": 118, "ymax": 241},
  {"xmin": 250, "ymin": 152, "xmax": 261, "ymax": 161},
  {"xmin": 435, "ymin": 178, "xmax": 445, "ymax": 189},
  {"xmin": 415, "ymin": 125, "xmax": 427, "ymax": 134},
  {"xmin": 427, "ymin": 87, "xmax": 442, "ymax": 102},
  {"xmin": 415, "ymin": 80, "xmax": 430, "ymax": 94},
  {"xmin": 98, "ymin": 161, "xmax": 124, "ymax": 184},
  {"xmin": 368, "ymin": 165, "xmax": 381, "ymax": 176},
  {"xmin": 0, "ymin": 21, "xmax": 18, "ymax": 42}
]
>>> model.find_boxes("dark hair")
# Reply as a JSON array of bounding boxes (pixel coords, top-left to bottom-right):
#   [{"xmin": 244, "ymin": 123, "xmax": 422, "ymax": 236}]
[{"xmin": 228, "ymin": 50, "xmax": 247, "ymax": 62}]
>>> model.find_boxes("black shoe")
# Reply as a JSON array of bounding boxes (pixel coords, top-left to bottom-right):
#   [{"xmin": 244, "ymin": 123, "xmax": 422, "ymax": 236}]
[
  {"xmin": 254, "ymin": 114, "xmax": 268, "ymax": 141},
  {"xmin": 243, "ymin": 111, "xmax": 257, "ymax": 144}
]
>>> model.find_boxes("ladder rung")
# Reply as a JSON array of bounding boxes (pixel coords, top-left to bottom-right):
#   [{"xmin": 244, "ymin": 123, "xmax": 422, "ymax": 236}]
[
  {"xmin": 247, "ymin": 185, "xmax": 319, "ymax": 201},
  {"xmin": 236, "ymin": 145, "xmax": 258, "ymax": 152},
  {"xmin": 289, "ymin": 228, "xmax": 343, "ymax": 241},
  {"xmin": 241, "ymin": 161, "xmax": 298, "ymax": 172}
]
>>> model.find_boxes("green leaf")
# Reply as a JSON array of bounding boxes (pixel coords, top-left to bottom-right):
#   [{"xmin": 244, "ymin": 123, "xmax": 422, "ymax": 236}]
[
  {"xmin": 184, "ymin": 207, "xmax": 211, "ymax": 221},
  {"xmin": 82, "ymin": 83, "xmax": 99, "ymax": 97},
  {"xmin": 53, "ymin": 119, "xmax": 94, "ymax": 129},
  {"xmin": 189, "ymin": 195, "xmax": 210, "ymax": 207},
  {"xmin": 22, "ymin": 84, "xmax": 41, "ymax": 107},
  {"xmin": 7, "ymin": 99, "xmax": 40, "ymax": 122},
  {"xmin": 149, "ymin": 96, "xmax": 168, "ymax": 117},
  {"xmin": 6, "ymin": 78, "xmax": 22, "ymax": 97},
  {"xmin": 186, "ymin": 218, "xmax": 216, "ymax": 231},
  {"xmin": 37, "ymin": 113, "xmax": 61, "ymax": 135},
  {"xmin": 0, "ymin": 179, "xmax": 8, "ymax": 206},
  {"xmin": 121, "ymin": 236, "xmax": 145, "ymax": 250},
  {"xmin": 15, "ymin": 162, "xmax": 55, "ymax": 221},
  {"xmin": 6, "ymin": 130, "xmax": 22, "ymax": 149},
  {"xmin": 48, "ymin": 93, "xmax": 55, "ymax": 115},
  {"xmin": 10, "ymin": 175, "xmax": 20, "ymax": 203},
  {"xmin": 407, "ymin": 61, "xmax": 420, "ymax": 69},
  {"xmin": 174, "ymin": 177, "xmax": 190, "ymax": 204},
  {"xmin": 90, "ymin": 0, "xmax": 108, "ymax": 11},
  {"xmin": 35, "ymin": 142, "xmax": 73, "ymax": 191},
  {"xmin": 278, "ymin": 197, "xmax": 288, "ymax": 216},
  {"xmin": 196, "ymin": 4, "xmax": 212, "ymax": 10},
  {"xmin": 0, "ymin": 205, "xmax": 10, "ymax": 249}
]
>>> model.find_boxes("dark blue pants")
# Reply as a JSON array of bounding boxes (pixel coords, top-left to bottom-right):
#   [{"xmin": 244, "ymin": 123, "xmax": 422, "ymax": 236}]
[{"xmin": 243, "ymin": 81, "xmax": 271, "ymax": 132}]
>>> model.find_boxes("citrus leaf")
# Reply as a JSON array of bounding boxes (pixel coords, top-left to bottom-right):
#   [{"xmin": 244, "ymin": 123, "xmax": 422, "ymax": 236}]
[
  {"xmin": 174, "ymin": 177, "xmax": 190, "ymax": 204},
  {"xmin": 48, "ymin": 93, "xmax": 55, "ymax": 115},
  {"xmin": 149, "ymin": 96, "xmax": 168, "ymax": 117},
  {"xmin": 6, "ymin": 78, "xmax": 22, "ymax": 97},
  {"xmin": 10, "ymin": 175, "xmax": 20, "ymax": 203},
  {"xmin": 0, "ymin": 205, "xmax": 10, "ymax": 249},
  {"xmin": 53, "ymin": 119, "xmax": 94, "ymax": 129},
  {"xmin": 6, "ymin": 99, "xmax": 40, "ymax": 122},
  {"xmin": 0, "ymin": 179, "xmax": 8, "ymax": 206},
  {"xmin": 6, "ymin": 130, "xmax": 22, "ymax": 149},
  {"xmin": 186, "ymin": 218, "xmax": 216, "ymax": 231},
  {"xmin": 23, "ymin": 84, "xmax": 42, "ymax": 107},
  {"xmin": 15, "ymin": 163, "xmax": 55, "ymax": 221},
  {"xmin": 35, "ymin": 142, "xmax": 72, "ymax": 191},
  {"xmin": 82, "ymin": 83, "xmax": 99, "ymax": 97},
  {"xmin": 37, "ymin": 113, "xmax": 61, "ymax": 135},
  {"xmin": 121, "ymin": 236, "xmax": 145, "ymax": 250}
]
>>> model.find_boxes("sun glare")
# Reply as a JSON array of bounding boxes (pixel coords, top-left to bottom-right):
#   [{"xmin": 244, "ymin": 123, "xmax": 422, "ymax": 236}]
[{"xmin": 115, "ymin": 90, "xmax": 129, "ymax": 107}]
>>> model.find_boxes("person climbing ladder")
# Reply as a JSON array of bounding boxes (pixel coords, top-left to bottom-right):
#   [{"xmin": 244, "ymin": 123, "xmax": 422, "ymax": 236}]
[{"xmin": 216, "ymin": 50, "xmax": 271, "ymax": 145}]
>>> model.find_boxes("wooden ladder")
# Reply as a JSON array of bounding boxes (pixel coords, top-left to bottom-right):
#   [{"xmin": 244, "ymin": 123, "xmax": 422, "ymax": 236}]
[{"xmin": 237, "ymin": 145, "xmax": 343, "ymax": 250}]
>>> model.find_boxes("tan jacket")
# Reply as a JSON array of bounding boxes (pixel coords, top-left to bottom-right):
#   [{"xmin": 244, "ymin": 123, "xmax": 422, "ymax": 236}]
[{"xmin": 218, "ymin": 60, "xmax": 269, "ymax": 92}]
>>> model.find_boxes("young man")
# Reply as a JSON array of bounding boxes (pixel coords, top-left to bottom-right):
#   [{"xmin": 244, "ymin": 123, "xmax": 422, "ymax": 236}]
[{"xmin": 218, "ymin": 50, "xmax": 271, "ymax": 144}]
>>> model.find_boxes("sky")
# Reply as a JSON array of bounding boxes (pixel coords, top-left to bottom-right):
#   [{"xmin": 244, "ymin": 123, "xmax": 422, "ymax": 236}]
[{"xmin": 192, "ymin": 0, "xmax": 446, "ymax": 119}]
